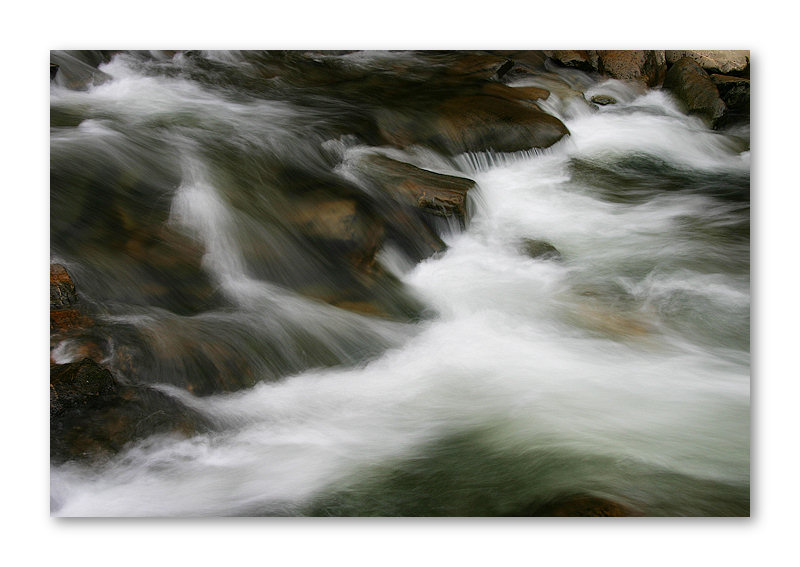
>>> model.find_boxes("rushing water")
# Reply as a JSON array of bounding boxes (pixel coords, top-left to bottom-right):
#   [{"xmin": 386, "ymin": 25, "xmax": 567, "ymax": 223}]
[{"xmin": 49, "ymin": 51, "xmax": 750, "ymax": 516}]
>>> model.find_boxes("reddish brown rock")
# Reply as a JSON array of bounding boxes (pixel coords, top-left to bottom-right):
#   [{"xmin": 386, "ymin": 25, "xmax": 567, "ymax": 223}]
[{"xmin": 50, "ymin": 264, "xmax": 92, "ymax": 335}]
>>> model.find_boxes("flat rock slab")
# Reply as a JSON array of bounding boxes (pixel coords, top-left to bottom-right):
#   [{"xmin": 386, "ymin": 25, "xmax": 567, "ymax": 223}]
[{"xmin": 357, "ymin": 154, "xmax": 475, "ymax": 225}]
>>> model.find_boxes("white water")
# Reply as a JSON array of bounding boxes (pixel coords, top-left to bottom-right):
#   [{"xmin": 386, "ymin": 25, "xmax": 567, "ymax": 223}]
[{"xmin": 50, "ymin": 53, "xmax": 749, "ymax": 516}]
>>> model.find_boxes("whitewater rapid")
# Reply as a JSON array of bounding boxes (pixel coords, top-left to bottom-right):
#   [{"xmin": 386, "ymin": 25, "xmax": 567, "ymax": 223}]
[{"xmin": 50, "ymin": 53, "xmax": 749, "ymax": 516}]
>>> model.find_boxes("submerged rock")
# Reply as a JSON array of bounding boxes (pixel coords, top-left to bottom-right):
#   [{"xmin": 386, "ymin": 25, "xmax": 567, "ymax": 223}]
[
  {"xmin": 519, "ymin": 239, "xmax": 561, "ymax": 260},
  {"xmin": 289, "ymin": 196, "xmax": 384, "ymax": 270},
  {"xmin": 50, "ymin": 51, "xmax": 111, "ymax": 90},
  {"xmin": 663, "ymin": 57, "xmax": 727, "ymax": 128},
  {"xmin": 596, "ymin": 50, "xmax": 666, "ymax": 87},
  {"xmin": 50, "ymin": 358, "xmax": 204, "ymax": 463}
]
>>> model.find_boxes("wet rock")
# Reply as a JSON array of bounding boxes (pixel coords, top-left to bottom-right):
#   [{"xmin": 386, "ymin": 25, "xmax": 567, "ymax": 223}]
[
  {"xmin": 663, "ymin": 57, "xmax": 727, "ymax": 128},
  {"xmin": 443, "ymin": 52, "xmax": 514, "ymax": 81},
  {"xmin": 590, "ymin": 94, "xmax": 617, "ymax": 106},
  {"xmin": 50, "ymin": 264, "xmax": 92, "ymax": 335},
  {"xmin": 597, "ymin": 50, "xmax": 666, "ymax": 87},
  {"xmin": 666, "ymin": 50, "xmax": 749, "ymax": 76},
  {"xmin": 438, "ymin": 93, "xmax": 570, "ymax": 152},
  {"xmin": 519, "ymin": 239, "xmax": 561, "ymax": 260},
  {"xmin": 288, "ymin": 195, "xmax": 384, "ymax": 270},
  {"xmin": 50, "ymin": 63, "xmax": 59, "ymax": 80},
  {"xmin": 50, "ymin": 264, "xmax": 78, "ymax": 310},
  {"xmin": 711, "ymin": 74, "xmax": 750, "ymax": 117},
  {"xmin": 545, "ymin": 50, "xmax": 599, "ymax": 72},
  {"xmin": 356, "ymin": 154, "xmax": 475, "ymax": 226},
  {"xmin": 50, "ymin": 50, "xmax": 111, "ymax": 90},
  {"xmin": 378, "ymin": 92, "xmax": 569, "ymax": 156},
  {"xmin": 50, "ymin": 358, "xmax": 204, "ymax": 463},
  {"xmin": 50, "ymin": 358, "xmax": 117, "ymax": 418},
  {"xmin": 348, "ymin": 154, "xmax": 477, "ymax": 263},
  {"xmin": 481, "ymin": 83, "xmax": 550, "ymax": 106},
  {"xmin": 495, "ymin": 51, "xmax": 550, "ymax": 80}
]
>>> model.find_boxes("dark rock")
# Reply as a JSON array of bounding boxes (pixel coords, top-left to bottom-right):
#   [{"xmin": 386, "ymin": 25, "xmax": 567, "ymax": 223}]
[
  {"xmin": 597, "ymin": 50, "xmax": 666, "ymax": 87},
  {"xmin": 50, "ymin": 358, "xmax": 204, "ymax": 463},
  {"xmin": 519, "ymin": 239, "xmax": 561, "ymax": 260},
  {"xmin": 711, "ymin": 74, "xmax": 750, "ymax": 114},
  {"xmin": 663, "ymin": 57, "xmax": 727, "ymax": 128},
  {"xmin": 591, "ymin": 94, "xmax": 617, "ymax": 106},
  {"xmin": 545, "ymin": 50, "xmax": 599, "ymax": 72},
  {"xmin": 50, "ymin": 63, "xmax": 59, "ymax": 81},
  {"xmin": 50, "ymin": 264, "xmax": 78, "ymax": 310},
  {"xmin": 50, "ymin": 358, "xmax": 117, "ymax": 418}
]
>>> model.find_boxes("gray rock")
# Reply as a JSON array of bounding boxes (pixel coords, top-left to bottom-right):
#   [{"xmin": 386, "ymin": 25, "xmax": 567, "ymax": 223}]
[
  {"xmin": 591, "ymin": 94, "xmax": 617, "ymax": 106},
  {"xmin": 663, "ymin": 57, "xmax": 727, "ymax": 128},
  {"xmin": 519, "ymin": 239, "xmax": 562, "ymax": 261}
]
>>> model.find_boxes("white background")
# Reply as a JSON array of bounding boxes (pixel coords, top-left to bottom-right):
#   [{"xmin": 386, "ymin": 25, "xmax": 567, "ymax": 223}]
[{"xmin": 6, "ymin": 3, "xmax": 793, "ymax": 565}]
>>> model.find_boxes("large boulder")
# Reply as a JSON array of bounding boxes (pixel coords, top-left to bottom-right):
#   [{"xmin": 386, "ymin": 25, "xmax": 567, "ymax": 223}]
[
  {"xmin": 376, "ymin": 92, "xmax": 569, "ymax": 155},
  {"xmin": 663, "ymin": 57, "xmax": 727, "ymax": 128},
  {"xmin": 596, "ymin": 50, "xmax": 666, "ymax": 87},
  {"xmin": 665, "ymin": 50, "xmax": 749, "ymax": 76},
  {"xmin": 50, "ymin": 358, "xmax": 204, "ymax": 463}
]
